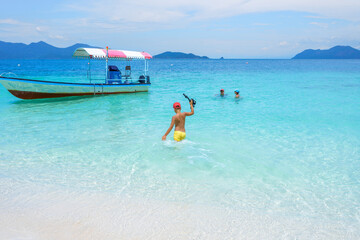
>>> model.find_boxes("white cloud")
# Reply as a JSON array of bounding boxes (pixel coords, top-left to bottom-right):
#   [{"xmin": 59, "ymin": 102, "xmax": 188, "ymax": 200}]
[
  {"xmin": 305, "ymin": 15, "xmax": 329, "ymax": 19},
  {"xmin": 0, "ymin": 18, "xmax": 24, "ymax": 25},
  {"xmin": 36, "ymin": 26, "xmax": 45, "ymax": 32},
  {"xmin": 1, "ymin": 0, "xmax": 360, "ymax": 58},
  {"xmin": 65, "ymin": 1, "xmax": 187, "ymax": 24},
  {"xmin": 49, "ymin": 34, "xmax": 65, "ymax": 40},
  {"xmin": 0, "ymin": 19, "xmax": 67, "ymax": 46},
  {"xmin": 253, "ymin": 23, "xmax": 270, "ymax": 26},
  {"xmin": 65, "ymin": 0, "xmax": 360, "ymax": 23},
  {"xmin": 310, "ymin": 22, "xmax": 328, "ymax": 28}
]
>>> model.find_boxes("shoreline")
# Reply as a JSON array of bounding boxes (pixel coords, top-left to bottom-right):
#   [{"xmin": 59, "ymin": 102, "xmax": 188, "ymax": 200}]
[{"xmin": 1, "ymin": 180, "xmax": 358, "ymax": 240}]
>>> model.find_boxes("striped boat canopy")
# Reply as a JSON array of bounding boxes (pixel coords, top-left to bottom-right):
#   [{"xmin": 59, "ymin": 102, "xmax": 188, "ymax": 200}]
[{"xmin": 73, "ymin": 48, "xmax": 152, "ymax": 60}]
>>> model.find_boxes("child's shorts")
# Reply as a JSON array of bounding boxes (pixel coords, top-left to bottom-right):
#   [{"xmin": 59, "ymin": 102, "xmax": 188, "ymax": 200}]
[{"xmin": 174, "ymin": 131, "xmax": 186, "ymax": 142}]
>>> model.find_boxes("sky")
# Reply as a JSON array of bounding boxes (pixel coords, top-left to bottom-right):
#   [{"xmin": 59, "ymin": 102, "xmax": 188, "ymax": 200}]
[{"xmin": 0, "ymin": 0, "xmax": 359, "ymax": 58}]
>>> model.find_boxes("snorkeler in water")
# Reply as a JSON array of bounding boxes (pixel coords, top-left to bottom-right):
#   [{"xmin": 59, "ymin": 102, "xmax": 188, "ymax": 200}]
[
  {"xmin": 234, "ymin": 89, "xmax": 240, "ymax": 98},
  {"xmin": 220, "ymin": 89, "xmax": 225, "ymax": 96},
  {"xmin": 214, "ymin": 89, "xmax": 228, "ymax": 97}
]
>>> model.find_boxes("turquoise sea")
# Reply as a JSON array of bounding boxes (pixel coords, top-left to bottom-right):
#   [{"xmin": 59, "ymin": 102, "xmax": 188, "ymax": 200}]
[{"xmin": 0, "ymin": 59, "xmax": 360, "ymax": 239}]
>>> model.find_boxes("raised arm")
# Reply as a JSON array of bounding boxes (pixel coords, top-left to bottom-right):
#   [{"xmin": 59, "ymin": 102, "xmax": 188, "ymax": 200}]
[
  {"xmin": 162, "ymin": 116, "xmax": 175, "ymax": 140},
  {"xmin": 185, "ymin": 100, "xmax": 194, "ymax": 116}
]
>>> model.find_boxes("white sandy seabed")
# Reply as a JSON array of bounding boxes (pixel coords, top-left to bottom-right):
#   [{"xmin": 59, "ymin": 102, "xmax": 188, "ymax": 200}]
[{"xmin": 0, "ymin": 179, "xmax": 359, "ymax": 240}]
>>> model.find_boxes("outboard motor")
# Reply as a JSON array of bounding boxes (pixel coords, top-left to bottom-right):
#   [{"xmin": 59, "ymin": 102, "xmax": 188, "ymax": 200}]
[
  {"xmin": 146, "ymin": 76, "xmax": 150, "ymax": 84},
  {"xmin": 139, "ymin": 75, "xmax": 146, "ymax": 83}
]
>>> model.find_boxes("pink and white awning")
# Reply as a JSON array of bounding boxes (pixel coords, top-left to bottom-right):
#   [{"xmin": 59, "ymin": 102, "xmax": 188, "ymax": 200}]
[{"xmin": 73, "ymin": 48, "xmax": 152, "ymax": 60}]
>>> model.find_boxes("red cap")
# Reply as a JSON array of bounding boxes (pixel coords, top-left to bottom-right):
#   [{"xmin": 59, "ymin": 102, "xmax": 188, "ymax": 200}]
[
  {"xmin": 220, "ymin": 89, "xmax": 224, "ymax": 92},
  {"xmin": 173, "ymin": 102, "xmax": 181, "ymax": 109}
]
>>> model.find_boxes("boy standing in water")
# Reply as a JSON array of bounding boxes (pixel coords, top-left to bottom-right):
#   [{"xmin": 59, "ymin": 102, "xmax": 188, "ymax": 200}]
[
  {"xmin": 234, "ymin": 89, "xmax": 240, "ymax": 98},
  {"xmin": 162, "ymin": 100, "xmax": 194, "ymax": 142}
]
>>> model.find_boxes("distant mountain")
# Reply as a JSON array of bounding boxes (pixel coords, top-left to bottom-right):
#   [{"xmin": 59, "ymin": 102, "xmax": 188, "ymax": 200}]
[
  {"xmin": 0, "ymin": 41, "xmax": 97, "ymax": 59},
  {"xmin": 154, "ymin": 51, "xmax": 209, "ymax": 59},
  {"xmin": 292, "ymin": 46, "xmax": 360, "ymax": 59}
]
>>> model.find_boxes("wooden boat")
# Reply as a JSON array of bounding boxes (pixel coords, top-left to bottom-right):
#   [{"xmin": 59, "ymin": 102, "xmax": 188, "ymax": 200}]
[{"xmin": 0, "ymin": 47, "xmax": 152, "ymax": 100}]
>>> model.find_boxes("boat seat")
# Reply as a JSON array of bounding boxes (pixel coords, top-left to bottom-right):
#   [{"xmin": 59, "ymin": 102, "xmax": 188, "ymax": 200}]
[
  {"xmin": 124, "ymin": 65, "xmax": 131, "ymax": 79},
  {"xmin": 108, "ymin": 65, "xmax": 122, "ymax": 84}
]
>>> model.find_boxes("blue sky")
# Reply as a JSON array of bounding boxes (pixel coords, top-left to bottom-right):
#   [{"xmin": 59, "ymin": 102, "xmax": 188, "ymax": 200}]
[{"xmin": 0, "ymin": 0, "xmax": 359, "ymax": 58}]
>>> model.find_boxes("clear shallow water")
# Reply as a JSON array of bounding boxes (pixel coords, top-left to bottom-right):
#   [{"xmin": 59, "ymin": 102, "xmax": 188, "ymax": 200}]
[{"xmin": 0, "ymin": 59, "xmax": 360, "ymax": 238}]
